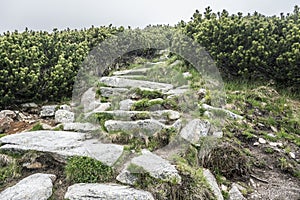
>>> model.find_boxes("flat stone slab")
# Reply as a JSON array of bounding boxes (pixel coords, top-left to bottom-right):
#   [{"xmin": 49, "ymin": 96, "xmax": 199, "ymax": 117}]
[
  {"xmin": 0, "ymin": 173, "xmax": 56, "ymax": 200},
  {"xmin": 112, "ymin": 68, "xmax": 151, "ymax": 76},
  {"xmin": 0, "ymin": 131, "xmax": 123, "ymax": 166},
  {"xmin": 100, "ymin": 77, "xmax": 173, "ymax": 92},
  {"xmin": 123, "ymin": 149, "xmax": 181, "ymax": 183},
  {"xmin": 165, "ymin": 87, "xmax": 189, "ymax": 96},
  {"xmin": 99, "ymin": 87, "xmax": 129, "ymax": 98},
  {"xmin": 64, "ymin": 183, "xmax": 154, "ymax": 200},
  {"xmin": 180, "ymin": 119, "xmax": 210, "ymax": 144},
  {"xmin": 63, "ymin": 122, "xmax": 100, "ymax": 132},
  {"xmin": 104, "ymin": 119, "xmax": 166, "ymax": 135}
]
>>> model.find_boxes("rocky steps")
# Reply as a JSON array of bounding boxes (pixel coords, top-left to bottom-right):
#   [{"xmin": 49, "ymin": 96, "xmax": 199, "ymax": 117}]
[{"xmin": 0, "ymin": 54, "xmax": 245, "ymax": 199}]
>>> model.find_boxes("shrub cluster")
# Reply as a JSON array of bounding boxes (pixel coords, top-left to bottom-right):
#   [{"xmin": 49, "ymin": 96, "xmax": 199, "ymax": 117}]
[
  {"xmin": 0, "ymin": 26, "xmax": 121, "ymax": 108},
  {"xmin": 180, "ymin": 6, "xmax": 300, "ymax": 91}
]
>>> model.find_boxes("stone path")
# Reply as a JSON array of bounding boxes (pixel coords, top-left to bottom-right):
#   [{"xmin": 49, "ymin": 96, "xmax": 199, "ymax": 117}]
[{"xmin": 0, "ymin": 52, "xmax": 244, "ymax": 199}]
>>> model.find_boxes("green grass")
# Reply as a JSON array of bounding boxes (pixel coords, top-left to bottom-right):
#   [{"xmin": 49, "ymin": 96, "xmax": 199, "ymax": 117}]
[
  {"xmin": 224, "ymin": 81, "xmax": 300, "ymax": 147},
  {"xmin": 29, "ymin": 123, "xmax": 43, "ymax": 131},
  {"xmin": 65, "ymin": 156, "xmax": 113, "ymax": 184}
]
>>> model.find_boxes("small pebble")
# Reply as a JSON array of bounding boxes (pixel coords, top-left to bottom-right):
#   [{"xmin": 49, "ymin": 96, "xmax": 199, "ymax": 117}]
[{"xmin": 258, "ymin": 138, "xmax": 266, "ymax": 144}]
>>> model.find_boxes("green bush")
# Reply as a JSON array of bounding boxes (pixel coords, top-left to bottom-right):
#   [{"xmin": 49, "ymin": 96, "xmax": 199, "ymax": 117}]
[
  {"xmin": 181, "ymin": 6, "xmax": 300, "ymax": 91},
  {"xmin": 0, "ymin": 27, "xmax": 120, "ymax": 108}
]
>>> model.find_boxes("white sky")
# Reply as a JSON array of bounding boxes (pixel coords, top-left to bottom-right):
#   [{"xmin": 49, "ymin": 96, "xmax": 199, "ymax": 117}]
[{"xmin": 0, "ymin": 0, "xmax": 299, "ymax": 33}]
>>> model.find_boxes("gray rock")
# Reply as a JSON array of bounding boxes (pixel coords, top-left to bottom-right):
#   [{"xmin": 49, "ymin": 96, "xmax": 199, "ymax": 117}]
[
  {"xmin": 65, "ymin": 183, "xmax": 154, "ymax": 200},
  {"xmin": 203, "ymin": 169, "xmax": 224, "ymax": 200},
  {"xmin": 120, "ymin": 99, "xmax": 136, "ymax": 111},
  {"xmin": 202, "ymin": 104, "xmax": 243, "ymax": 120},
  {"xmin": 0, "ymin": 131, "xmax": 123, "ymax": 166},
  {"xmin": 40, "ymin": 105, "xmax": 57, "ymax": 117},
  {"xmin": 128, "ymin": 149, "xmax": 181, "ymax": 183},
  {"xmin": 59, "ymin": 104, "xmax": 71, "ymax": 111},
  {"xmin": 229, "ymin": 184, "xmax": 246, "ymax": 200},
  {"xmin": 0, "ymin": 110, "xmax": 16, "ymax": 119},
  {"xmin": 0, "ymin": 173, "xmax": 56, "ymax": 200},
  {"xmin": 100, "ymin": 77, "xmax": 173, "ymax": 92},
  {"xmin": 116, "ymin": 165, "xmax": 139, "ymax": 185},
  {"xmin": 0, "ymin": 115, "xmax": 13, "ymax": 132},
  {"xmin": 165, "ymin": 86, "xmax": 188, "ymax": 96},
  {"xmin": 150, "ymin": 110, "xmax": 181, "ymax": 121},
  {"xmin": 81, "ymin": 87, "xmax": 96, "ymax": 112},
  {"xmin": 113, "ymin": 68, "xmax": 151, "ymax": 76},
  {"xmin": 21, "ymin": 102, "xmax": 38, "ymax": 108},
  {"xmin": 212, "ymin": 131, "xmax": 223, "ymax": 138},
  {"xmin": 55, "ymin": 110, "xmax": 75, "ymax": 123},
  {"xmin": 180, "ymin": 119, "xmax": 210, "ymax": 144},
  {"xmin": 84, "ymin": 102, "xmax": 111, "ymax": 118},
  {"xmin": 99, "ymin": 87, "xmax": 129, "ymax": 98},
  {"xmin": 104, "ymin": 119, "xmax": 166, "ymax": 136},
  {"xmin": 63, "ymin": 122, "xmax": 100, "ymax": 132}
]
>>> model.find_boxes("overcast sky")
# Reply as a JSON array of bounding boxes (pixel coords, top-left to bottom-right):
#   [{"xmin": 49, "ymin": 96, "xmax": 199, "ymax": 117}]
[{"xmin": 0, "ymin": 0, "xmax": 299, "ymax": 33}]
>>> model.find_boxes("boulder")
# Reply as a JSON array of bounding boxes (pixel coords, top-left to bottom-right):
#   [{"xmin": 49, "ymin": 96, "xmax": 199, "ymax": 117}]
[
  {"xmin": 180, "ymin": 119, "xmax": 210, "ymax": 144},
  {"xmin": 0, "ymin": 173, "xmax": 56, "ymax": 200},
  {"xmin": 55, "ymin": 110, "xmax": 75, "ymax": 123},
  {"xmin": 0, "ymin": 131, "xmax": 123, "ymax": 166},
  {"xmin": 65, "ymin": 183, "xmax": 154, "ymax": 200}
]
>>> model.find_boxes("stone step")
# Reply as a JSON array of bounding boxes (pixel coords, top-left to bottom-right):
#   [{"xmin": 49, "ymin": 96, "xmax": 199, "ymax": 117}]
[
  {"xmin": 99, "ymin": 87, "xmax": 129, "ymax": 98},
  {"xmin": 104, "ymin": 119, "xmax": 166, "ymax": 136},
  {"xmin": 64, "ymin": 183, "xmax": 154, "ymax": 200},
  {"xmin": 99, "ymin": 77, "xmax": 173, "ymax": 92},
  {"xmin": 63, "ymin": 122, "xmax": 100, "ymax": 132},
  {"xmin": 90, "ymin": 110, "xmax": 180, "ymax": 122},
  {"xmin": 112, "ymin": 68, "xmax": 151, "ymax": 76},
  {"xmin": 0, "ymin": 131, "xmax": 123, "ymax": 166},
  {"xmin": 117, "ymin": 149, "xmax": 181, "ymax": 185},
  {"xmin": 0, "ymin": 173, "xmax": 56, "ymax": 200}
]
